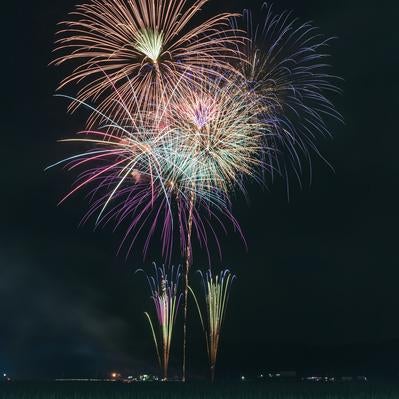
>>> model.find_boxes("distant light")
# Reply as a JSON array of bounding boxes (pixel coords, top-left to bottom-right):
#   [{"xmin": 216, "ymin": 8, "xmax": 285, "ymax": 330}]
[
  {"xmin": 111, "ymin": 373, "xmax": 117, "ymax": 378},
  {"xmin": 3, "ymin": 374, "xmax": 6, "ymax": 377},
  {"xmin": 241, "ymin": 376, "xmax": 245, "ymax": 381},
  {"xmin": 260, "ymin": 374, "xmax": 264, "ymax": 378}
]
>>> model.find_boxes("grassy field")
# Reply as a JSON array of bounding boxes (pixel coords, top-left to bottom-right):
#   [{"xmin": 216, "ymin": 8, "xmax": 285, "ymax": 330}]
[{"xmin": 2, "ymin": 382, "xmax": 399, "ymax": 399}]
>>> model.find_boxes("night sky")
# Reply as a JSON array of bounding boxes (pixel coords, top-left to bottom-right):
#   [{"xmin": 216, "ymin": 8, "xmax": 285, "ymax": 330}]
[{"xmin": 2, "ymin": 0, "xmax": 398, "ymax": 380}]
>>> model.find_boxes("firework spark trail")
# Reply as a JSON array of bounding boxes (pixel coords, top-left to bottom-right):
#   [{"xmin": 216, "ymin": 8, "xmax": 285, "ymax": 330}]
[
  {"xmin": 190, "ymin": 269, "xmax": 236, "ymax": 382},
  {"xmin": 137, "ymin": 263, "xmax": 182, "ymax": 380},
  {"xmin": 52, "ymin": 0, "xmax": 243, "ymax": 126},
  {"xmin": 181, "ymin": 190, "xmax": 194, "ymax": 382}
]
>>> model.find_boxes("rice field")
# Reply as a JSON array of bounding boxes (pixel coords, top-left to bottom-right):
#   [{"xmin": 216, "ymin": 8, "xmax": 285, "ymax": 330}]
[{"xmin": 1, "ymin": 382, "xmax": 399, "ymax": 399}]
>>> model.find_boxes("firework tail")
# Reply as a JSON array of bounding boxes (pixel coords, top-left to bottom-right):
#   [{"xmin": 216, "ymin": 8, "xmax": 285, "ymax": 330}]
[
  {"xmin": 182, "ymin": 190, "xmax": 195, "ymax": 382},
  {"xmin": 138, "ymin": 264, "xmax": 182, "ymax": 380},
  {"xmin": 190, "ymin": 269, "xmax": 236, "ymax": 382}
]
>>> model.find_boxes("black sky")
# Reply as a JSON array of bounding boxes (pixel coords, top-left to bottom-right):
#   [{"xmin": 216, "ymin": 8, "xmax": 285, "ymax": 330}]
[{"xmin": 2, "ymin": 0, "xmax": 398, "ymax": 380}]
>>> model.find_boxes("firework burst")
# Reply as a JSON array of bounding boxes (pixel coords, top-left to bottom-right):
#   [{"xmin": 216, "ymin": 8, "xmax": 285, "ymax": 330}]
[
  {"xmin": 47, "ymin": 77, "xmax": 257, "ymax": 262},
  {"xmin": 166, "ymin": 78, "xmax": 265, "ymax": 198},
  {"xmin": 137, "ymin": 263, "xmax": 182, "ymax": 380},
  {"xmin": 234, "ymin": 3, "xmax": 342, "ymax": 184},
  {"xmin": 52, "ymin": 0, "xmax": 242, "ymax": 126}
]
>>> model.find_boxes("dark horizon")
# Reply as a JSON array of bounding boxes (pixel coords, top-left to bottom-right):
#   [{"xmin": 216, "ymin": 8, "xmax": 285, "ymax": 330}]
[{"xmin": 2, "ymin": 0, "xmax": 398, "ymax": 381}]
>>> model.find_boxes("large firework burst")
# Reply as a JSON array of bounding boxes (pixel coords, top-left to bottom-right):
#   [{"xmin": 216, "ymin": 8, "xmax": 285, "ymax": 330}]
[
  {"xmin": 48, "ymin": 76, "xmax": 260, "ymax": 261},
  {"xmin": 52, "ymin": 0, "xmax": 242, "ymax": 125}
]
